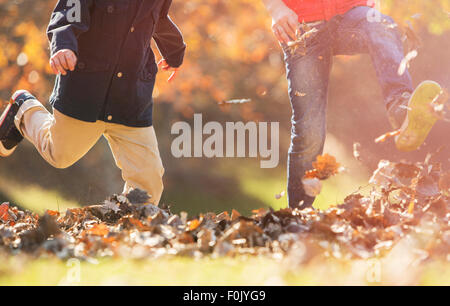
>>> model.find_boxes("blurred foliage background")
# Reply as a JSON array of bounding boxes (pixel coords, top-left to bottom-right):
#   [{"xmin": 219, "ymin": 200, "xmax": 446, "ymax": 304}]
[{"xmin": 0, "ymin": 0, "xmax": 449, "ymax": 215}]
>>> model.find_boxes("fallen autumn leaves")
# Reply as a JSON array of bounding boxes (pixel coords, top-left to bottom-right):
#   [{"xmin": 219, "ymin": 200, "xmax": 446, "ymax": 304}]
[{"xmin": 0, "ymin": 156, "xmax": 449, "ymax": 265}]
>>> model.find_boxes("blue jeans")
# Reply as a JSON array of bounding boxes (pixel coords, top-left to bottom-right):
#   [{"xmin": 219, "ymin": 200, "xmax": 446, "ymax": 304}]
[{"xmin": 283, "ymin": 6, "xmax": 413, "ymax": 208}]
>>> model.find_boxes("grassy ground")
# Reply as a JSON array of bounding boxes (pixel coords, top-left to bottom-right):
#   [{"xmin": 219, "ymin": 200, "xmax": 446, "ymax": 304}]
[{"xmin": 1, "ymin": 256, "xmax": 449, "ymax": 286}]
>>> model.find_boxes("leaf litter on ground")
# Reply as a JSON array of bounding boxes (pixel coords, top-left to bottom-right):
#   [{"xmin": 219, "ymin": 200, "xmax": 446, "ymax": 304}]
[{"xmin": 0, "ymin": 154, "xmax": 448, "ymax": 264}]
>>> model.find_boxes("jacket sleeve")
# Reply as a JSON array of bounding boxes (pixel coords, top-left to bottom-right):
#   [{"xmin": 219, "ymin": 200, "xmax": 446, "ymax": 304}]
[
  {"xmin": 153, "ymin": 1, "xmax": 186, "ymax": 68},
  {"xmin": 46, "ymin": 0, "xmax": 93, "ymax": 57}
]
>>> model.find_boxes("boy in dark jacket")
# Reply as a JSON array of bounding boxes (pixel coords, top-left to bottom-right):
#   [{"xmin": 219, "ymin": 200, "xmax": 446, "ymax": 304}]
[{"xmin": 0, "ymin": 0, "xmax": 186, "ymax": 205}]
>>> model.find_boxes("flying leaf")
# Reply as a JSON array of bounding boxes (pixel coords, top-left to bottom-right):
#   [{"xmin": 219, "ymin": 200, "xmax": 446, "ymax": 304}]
[
  {"xmin": 275, "ymin": 190, "xmax": 286, "ymax": 200},
  {"xmin": 302, "ymin": 177, "xmax": 322, "ymax": 197},
  {"xmin": 398, "ymin": 50, "xmax": 418, "ymax": 76},
  {"xmin": 353, "ymin": 142, "xmax": 362, "ymax": 161},
  {"xmin": 219, "ymin": 98, "xmax": 251, "ymax": 105},
  {"xmin": 375, "ymin": 130, "xmax": 401, "ymax": 143},
  {"xmin": 309, "ymin": 154, "xmax": 341, "ymax": 180}
]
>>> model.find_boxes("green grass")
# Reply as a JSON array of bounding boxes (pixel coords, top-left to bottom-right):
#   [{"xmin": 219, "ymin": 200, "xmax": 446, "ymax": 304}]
[
  {"xmin": 0, "ymin": 177, "xmax": 79, "ymax": 214},
  {"xmin": 0, "ymin": 257, "xmax": 294, "ymax": 286},
  {"xmin": 1, "ymin": 256, "xmax": 448, "ymax": 286}
]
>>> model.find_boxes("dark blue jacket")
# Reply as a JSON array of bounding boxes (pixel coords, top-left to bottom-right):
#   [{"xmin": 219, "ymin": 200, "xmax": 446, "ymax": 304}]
[{"xmin": 47, "ymin": 0, "xmax": 186, "ymax": 127}]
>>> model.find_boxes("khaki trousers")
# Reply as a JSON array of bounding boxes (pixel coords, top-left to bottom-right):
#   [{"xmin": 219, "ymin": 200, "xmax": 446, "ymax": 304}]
[{"xmin": 14, "ymin": 100, "xmax": 164, "ymax": 205}]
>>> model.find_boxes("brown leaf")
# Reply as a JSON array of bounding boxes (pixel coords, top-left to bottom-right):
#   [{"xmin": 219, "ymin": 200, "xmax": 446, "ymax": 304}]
[
  {"xmin": 126, "ymin": 188, "xmax": 151, "ymax": 204},
  {"xmin": 188, "ymin": 218, "xmax": 201, "ymax": 231},
  {"xmin": 216, "ymin": 211, "xmax": 230, "ymax": 222},
  {"xmin": 0, "ymin": 203, "xmax": 10, "ymax": 222},
  {"xmin": 86, "ymin": 223, "xmax": 109, "ymax": 236},
  {"xmin": 46, "ymin": 210, "xmax": 60, "ymax": 217},
  {"xmin": 416, "ymin": 175, "xmax": 440, "ymax": 197},
  {"xmin": 375, "ymin": 130, "xmax": 401, "ymax": 143},
  {"xmin": 251, "ymin": 208, "xmax": 268, "ymax": 218},
  {"xmin": 313, "ymin": 154, "xmax": 341, "ymax": 179},
  {"xmin": 122, "ymin": 217, "xmax": 151, "ymax": 231},
  {"xmin": 231, "ymin": 209, "xmax": 241, "ymax": 221},
  {"xmin": 178, "ymin": 232, "xmax": 195, "ymax": 244},
  {"xmin": 303, "ymin": 154, "xmax": 341, "ymax": 181},
  {"xmin": 197, "ymin": 228, "xmax": 214, "ymax": 252}
]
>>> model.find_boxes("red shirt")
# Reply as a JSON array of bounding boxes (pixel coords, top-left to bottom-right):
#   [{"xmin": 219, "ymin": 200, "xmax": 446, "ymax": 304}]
[{"xmin": 283, "ymin": 0, "xmax": 373, "ymax": 22}]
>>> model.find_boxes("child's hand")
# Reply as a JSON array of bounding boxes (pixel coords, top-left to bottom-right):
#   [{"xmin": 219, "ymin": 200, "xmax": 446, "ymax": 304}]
[
  {"xmin": 269, "ymin": 2, "xmax": 300, "ymax": 43},
  {"xmin": 158, "ymin": 59, "xmax": 179, "ymax": 82},
  {"xmin": 50, "ymin": 49, "xmax": 77, "ymax": 75}
]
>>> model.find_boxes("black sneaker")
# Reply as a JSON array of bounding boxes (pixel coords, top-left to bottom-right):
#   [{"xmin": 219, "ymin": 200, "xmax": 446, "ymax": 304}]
[
  {"xmin": 0, "ymin": 90, "xmax": 37, "ymax": 157},
  {"xmin": 386, "ymin": 92, "xmax": 411, "ymax": 130}
]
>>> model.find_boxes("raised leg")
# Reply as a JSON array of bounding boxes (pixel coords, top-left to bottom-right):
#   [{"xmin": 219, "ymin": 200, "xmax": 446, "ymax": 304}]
[
  {"xmin": 16, "ymin": 100, "xmax": 105, "ymax": 169},
  {"xmin": 332, "ymin": 6, "xmax": 414, "ymax": 106}
]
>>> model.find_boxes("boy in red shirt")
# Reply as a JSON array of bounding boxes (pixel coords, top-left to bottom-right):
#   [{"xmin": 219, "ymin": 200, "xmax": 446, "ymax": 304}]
[{"xmin": 263, "ymin": 0, "xmax": 443, "ymax": 208}]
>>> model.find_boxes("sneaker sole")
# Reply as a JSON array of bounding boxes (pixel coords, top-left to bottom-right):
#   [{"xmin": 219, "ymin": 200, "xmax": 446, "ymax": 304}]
[
  {"xmin": 395, "ymin": 81, "xmax": 442, "ymax": 152},
  {"xmin": 0, "ymin": 142, "xmax": 16, "ymax": 157},
  {"xmin": 0, "ymin": 90, "xmax": 30, "ymax": 157},
  {"xmin": 0, "ymin": 104, "xmax": 17, "ymax": 157}
]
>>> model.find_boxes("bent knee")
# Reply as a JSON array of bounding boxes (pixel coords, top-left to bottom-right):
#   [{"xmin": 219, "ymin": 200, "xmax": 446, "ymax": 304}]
[
  {"xmin": 362, "ymin": 11, "xmax": 398, "ymax": 34},
  {"xmin": 49, "ymin": 152, "xmax": 77, "ymax": 169},
  {"xmin": 52, "ymin": 160, "xmax": 76, "ymax": 169},
  {"xmin": 349, "ymin": 6, "xmax": 397, "ymax": 31}
]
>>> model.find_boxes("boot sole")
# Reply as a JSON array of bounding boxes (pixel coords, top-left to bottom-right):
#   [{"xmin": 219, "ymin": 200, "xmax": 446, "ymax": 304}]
[{"xmin": 395, "ymin": 81, "xmax": 443, "ymax": 152}]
